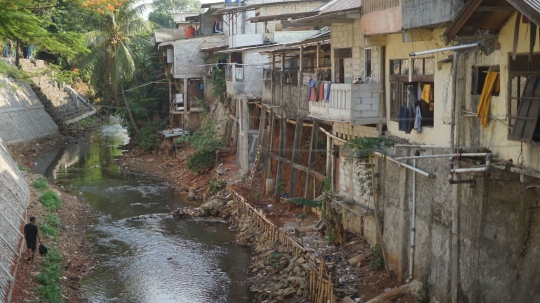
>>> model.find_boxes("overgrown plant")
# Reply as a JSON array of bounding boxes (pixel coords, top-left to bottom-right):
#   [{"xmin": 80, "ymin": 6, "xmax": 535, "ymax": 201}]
[
  {"xmin": 369, "ymin": 243, "xmax": 385, "ymax": 270},
  {"xmin": 39, "ymin": 191, "xmax": 61, "ymax": 211},
  {"xmin": 208, "ymin": 55, "xmax": 229, "ymax": 106},
  {"xmin": 36, "ymin": 250, "xmax": 63, "ymax": 303},
  {"xmin": 208, "ymin": 179, "xmax": 226, "ymax": 194},
  {"xmin": 345, "ymin": 137, "xmax": 395, "ymax": 197},
  {"xmin": 33, "ymin": 177, "xmax": 49, "ymax": 190},
  {"xmin": 177, "ymin": 110, "xmax": 225, "ymax": 172},
  {"xmin": 417, "ymin": 276, "xmax": 431, "ymax": 303}
]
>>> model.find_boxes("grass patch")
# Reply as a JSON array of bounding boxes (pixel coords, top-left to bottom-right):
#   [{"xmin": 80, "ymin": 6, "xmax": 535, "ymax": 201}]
[
  {"xmin": 33, "ymin": 177, "xmax": 49, "ymax": 190},
  {"xmin": 39, "ymin": 191, "xmax": 61, "ymax": 211},
  {"xmin": 44, "ymin": 214, "xmax": 62, "ymax": 228},
  {"xmin": 76, "ymin": 116, "xmax": 96, "ymax": 128},
  {"xmin": 0, "ymin": 60, "xmax": 31, "ymax": 83},
  {"xmin": 39, "ymin": 222, "xmax": 58, "ymax": 240},
  {"xmin": 36, "ymin": 250, "xmax": 64, "ymax": 303}
]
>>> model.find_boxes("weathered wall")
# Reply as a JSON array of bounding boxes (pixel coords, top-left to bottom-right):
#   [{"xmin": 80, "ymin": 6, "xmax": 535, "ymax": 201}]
[
  {"xmin": 256, "ymin": 1, "xmax": 325, "ymax": 34},
  {"xmin": 380, "ymin": 146, "xmax": 540, "ymax": 302},
  {"xmin": 0, "ymin": 136, "xmax": 30, "ymax": 302},
  {"xmin": 401, "ymin": 0, "xmax": 464, "ymax": 29},
  {"xmin": 457, "ymin": 12, "xmax": 540, "ymax": 173},
  {"xmin": 0, "ymin": 74, "xmax": 58, "ymax": 144},
  {"xmin": 330, "ymin": 19, "xmax": 382, "ymax": 84},
  {"xmin": 172, "ymin": 35, "xmax": 228, "ymax": 79},
  {"xmin": 361, "ymin": 4, "xmax": 402, "ymax": 35},
  {"xmin": 384, "ymin": 29, "xmax": 453, "ymax": 146}
]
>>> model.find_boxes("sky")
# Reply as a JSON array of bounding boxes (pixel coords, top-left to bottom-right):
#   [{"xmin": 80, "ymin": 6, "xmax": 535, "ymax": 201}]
[{"xmin": 139, "ymin": 0, "xmax": 219, "ymax": 19}]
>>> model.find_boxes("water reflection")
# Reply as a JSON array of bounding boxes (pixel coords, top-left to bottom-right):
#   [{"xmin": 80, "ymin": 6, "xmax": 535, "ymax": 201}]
[{"xmin": 36, "ymin": 118, "xmax": 252, "ymax": 303}]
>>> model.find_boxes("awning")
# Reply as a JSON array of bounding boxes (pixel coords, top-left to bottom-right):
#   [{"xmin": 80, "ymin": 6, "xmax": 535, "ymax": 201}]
[
  {"xmin": 246, "ymin": 11, "xmax": 318, "ymax": 23},
  {"xmin": 158, "ymin": 128, "xmax": 189, "ymax": 138}
]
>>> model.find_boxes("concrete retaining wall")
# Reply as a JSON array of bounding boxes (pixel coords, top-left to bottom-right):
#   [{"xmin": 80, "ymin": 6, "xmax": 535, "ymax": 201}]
[
  {"xmin": 0, "ymin": 137, "xmax": 30, "ymax": 303},
  {"xmin": 0, "ymin": 75, "xmax": 58, "ymax": 145}
]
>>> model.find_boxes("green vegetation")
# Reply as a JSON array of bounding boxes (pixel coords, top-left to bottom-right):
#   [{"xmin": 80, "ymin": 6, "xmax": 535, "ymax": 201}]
[
  {"xmin": 33, "ymin": 177, "xmax": 49, "ymax": 190},
  {"xmin": 178, "ymin": 115, "xmax": 225, "ymax": 172},
  {"xmin": 39, "ymin": 191, "xmax": 61, "ymax": 211},
  {"xmin": 44, "ymin": 214, "xmax": 62, "ymax": 228},
  {"xmin": 417, "ymin": 277, "xmax": 431, "ymax": 303},
  {"xmin": 208, "ymin": 56, "xmax": 230, "ymax": 105},
  {"xmin": 208, "ymin": 179, "xmax": 226, "ymax": 194},
  {"xmin": 345, "ymin": 137, "xmax": 395, "ymax": 197},
  {"xmin": 136, "ymin": 119, "xmax": 168, "ymax": 151},
  {"xmin": 39, "ymin": 222, "xmax": 59, "ymax": 240},
  {"xmin": 369, "ymin": 243, "xmax": 385, "ymax": 270},
  {"xmin": 36, "ymin": 250, "xmax": 64, "ymax": 303},
  {"xmin": 149, "ymin": 0, "xmax": 202, "ymax": 28},
  {"xmin": 0, "ymin": 60, "xmax": 30, "ymax": 82}
]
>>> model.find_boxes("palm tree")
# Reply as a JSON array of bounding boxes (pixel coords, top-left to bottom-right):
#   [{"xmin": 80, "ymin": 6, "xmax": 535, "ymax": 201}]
[{"xmin": 80, "ymin": 1, "xmax": 155, "ymax": 137}]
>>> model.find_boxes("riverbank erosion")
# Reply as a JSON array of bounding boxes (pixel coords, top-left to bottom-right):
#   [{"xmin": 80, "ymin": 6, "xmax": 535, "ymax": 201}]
[{"xmin": 166, "ymin": 187, "xmax": 418, "ymax": 303}]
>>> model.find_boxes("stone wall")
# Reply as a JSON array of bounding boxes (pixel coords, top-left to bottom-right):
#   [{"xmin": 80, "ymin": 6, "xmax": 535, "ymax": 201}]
[
  {"xmin": 379, "ymin": 146, "xmax": 540, "ymax": 302},
  {"xmin": 0, "ymin": 74, "xmax": 58, "ymax": 145}
]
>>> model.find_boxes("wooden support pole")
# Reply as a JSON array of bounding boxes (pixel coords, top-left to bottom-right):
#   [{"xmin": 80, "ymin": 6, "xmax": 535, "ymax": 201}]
[
  {"xmin": 289, "ymin": 117, "xmax": 303, "ymax": 196},
  {"xmin": 275, "ymin": 117, "xmax": 286, "ymax": 201},
  {"xmin": 305, "ymin": 120, "xmax": 320, "ymax": 199},
  {"xmin": 281, "ymin": 52, "xmax": 285, "ymax": 71},
  {"xmin": 316, "ymin": 43, "xmax": 321, "ymax": 69},
  {"xmin": 265, "ymin": 111, "xmax": 275, "ymax": 194}
]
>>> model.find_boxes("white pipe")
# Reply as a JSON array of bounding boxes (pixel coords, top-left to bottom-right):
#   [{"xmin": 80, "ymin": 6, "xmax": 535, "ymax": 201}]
[
  {"xmin": 451, "ymin": 167, "xmax": 488, "ymax": 173},
  {"xmin": 394, "ymin": 144, "xmax": 450, "ymax": 149},
  {"xmin": 395, "ymin": 153, "xmax": 495, "ymax": 160},
  {"xmin": 373, "ymin": 152, "xmax": 436, "ymax": 179},
  {"xmin": 409, "ymin": 43, "xmax": 478, "ymax": 57},
  {"xmin": 408, "ymin": 158, "xmax": 417, "ymax": 282}
]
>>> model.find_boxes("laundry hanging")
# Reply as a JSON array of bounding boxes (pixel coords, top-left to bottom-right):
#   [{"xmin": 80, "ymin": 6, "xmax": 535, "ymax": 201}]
[
  {"xmin": 414, "ymin": 105, "xmax": 422, "ymax": 133},
  {"xmin": 476, "ymin": 71, "xmax": 500, "ymax": 128},
  {"xmin": 308, "ymin": 79, "xmax": 317, "ymax": 101},
  {"xmin": 318, "ymin": 82, "xmax": 325, "ymax": 101},
  {"xmin": 325, "ymin": 82, "xmax": 332, "ymax": 103},
  {"xmin": 421, "ymin": 84, "xmax": 432, "ymax": 103}
]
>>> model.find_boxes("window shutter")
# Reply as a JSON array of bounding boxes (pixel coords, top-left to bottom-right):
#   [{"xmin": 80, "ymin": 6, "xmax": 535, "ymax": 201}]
[{"xmin": 510, "ymin": 75, "xmax": 540, "ymax": 142}]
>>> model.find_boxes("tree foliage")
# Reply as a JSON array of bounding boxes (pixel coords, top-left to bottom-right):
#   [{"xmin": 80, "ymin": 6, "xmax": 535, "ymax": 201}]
[
  {"xmin": 0, "ymin": 0, "xmax": 88, "ymax": 60},
  {"xmin": 149, "ymin": 0, "xmax": 202, "ymax": 28}
]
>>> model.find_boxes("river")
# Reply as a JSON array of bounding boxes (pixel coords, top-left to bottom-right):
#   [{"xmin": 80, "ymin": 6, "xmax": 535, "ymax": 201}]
[{"xmin": 35, "ymin": 120, "xmax": 253, "ymax": 303}]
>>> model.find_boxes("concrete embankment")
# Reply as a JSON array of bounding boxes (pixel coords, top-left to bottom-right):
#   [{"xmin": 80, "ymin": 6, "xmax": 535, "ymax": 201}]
[
  {"xmin": 0, "ymin": 74, "xmax": 58, "ymax": 144},
  {"xmin": 0, "ymin": 137, "xmax": 30, "ymax": 303}
]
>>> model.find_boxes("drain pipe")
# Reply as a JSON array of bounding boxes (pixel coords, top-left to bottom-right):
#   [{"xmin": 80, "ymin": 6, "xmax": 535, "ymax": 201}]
[
  {"xmin": 450, "ymin": 153, "xmax": 493, "ymax": 174},
  {"xmin": 408, "ymin": 151, "xmax": 419, "ymax": 282},
  {"xmin": 395, "ymin": 153, "xmax": 495, "ymax": 161}
]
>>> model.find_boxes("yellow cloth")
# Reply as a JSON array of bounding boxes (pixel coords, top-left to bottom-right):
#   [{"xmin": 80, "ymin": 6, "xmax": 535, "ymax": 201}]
[
  {"xmin": 421, "ymin": 84, "xmax": 432, "ymax": 103},
  {"xmin": 476, "ymin": 71, "xmax": 500, "ymax": 128}
]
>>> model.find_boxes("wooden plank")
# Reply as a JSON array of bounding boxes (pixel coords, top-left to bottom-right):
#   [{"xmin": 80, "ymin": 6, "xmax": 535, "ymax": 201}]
[
  {"xmin": 276, "ymin": 118, "xmax": 286, "ymax": 197},
  {"xmin": 305, "ymin": 120, "xmax": 320, "ymax": 199},
  {"xmin": 289, "ymin": 118, "xmax": 303, "ymax": 196},
  {"xmin": 267, "ymin": 152, "xmax": 325, "ymax": 181}
]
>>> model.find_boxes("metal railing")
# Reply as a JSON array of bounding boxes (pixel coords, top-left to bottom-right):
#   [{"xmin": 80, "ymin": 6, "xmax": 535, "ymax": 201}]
[{"xmin": 0, "ymin": 138, "xmax": 29, "ymax": 303}]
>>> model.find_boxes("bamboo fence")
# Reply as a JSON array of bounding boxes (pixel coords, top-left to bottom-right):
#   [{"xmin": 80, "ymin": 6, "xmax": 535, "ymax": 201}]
[{"xmin": 229, "ymin": 186, "xmax": 336, "ymax": 303}]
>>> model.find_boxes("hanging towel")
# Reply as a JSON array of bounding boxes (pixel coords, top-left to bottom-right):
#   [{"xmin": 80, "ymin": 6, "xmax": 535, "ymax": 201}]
[
  {"xmin": 414, "ymin": 105, "xmax": 422, "ymax": 133},
  {"xmin": 325, "ymin": 82, "xmax": 332, "ymax": 103},
  {"xmin": 308, "ymin": 79, "xmax": 316, "ymax": 101},
  {"xmin": 318, "ymin": 82, "xmax": 325, "ymax": 101},
  {"xmin": 421, "ymin": 84, "xmax": 432, "ymax": 103},
  {"xmin": 476, "ymin": 71, "xmax": 499, "ymax": 128}
]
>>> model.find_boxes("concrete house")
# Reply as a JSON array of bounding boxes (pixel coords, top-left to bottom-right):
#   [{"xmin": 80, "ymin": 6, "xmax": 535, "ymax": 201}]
[
  {"xmin": 156, "ymin": 4, "xmax": 228, "ymax": 130},
  {"xmin": 211, "ymin": 0, "xmax": 329, "ymax": 174},
  {"xmin": 362, "ymin": 0, "xmax": 540, "ymax": 302}
]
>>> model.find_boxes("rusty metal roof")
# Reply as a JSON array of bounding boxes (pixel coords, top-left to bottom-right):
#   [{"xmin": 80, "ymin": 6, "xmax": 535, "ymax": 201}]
[{"xmin": 320, "ymin": 0, "xmax": 362, "ymax": 14}]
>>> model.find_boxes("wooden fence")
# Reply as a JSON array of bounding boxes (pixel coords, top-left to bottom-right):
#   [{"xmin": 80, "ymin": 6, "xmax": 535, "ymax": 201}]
[{"xmin": 228, "ymin": 186, "xmax": 336, "ymax": 303}]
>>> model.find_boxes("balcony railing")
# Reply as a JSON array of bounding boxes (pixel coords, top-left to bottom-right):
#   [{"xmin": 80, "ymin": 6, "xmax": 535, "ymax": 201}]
[{"xmin": 309, "ymin": 83, "xmax": 384, "ymax": 125}]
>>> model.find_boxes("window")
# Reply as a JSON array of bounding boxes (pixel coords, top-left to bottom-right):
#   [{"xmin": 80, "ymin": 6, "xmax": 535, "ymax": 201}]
[
  {"xmin": 390, "ymin": 81, "xmax": 434, "ymax": 126},
  {"xmin": 389, "ymin": 58, "xmax": 435, "ymax": 126},
  {"xmin": 365, "ymin": 48, "xmax": 372, "ymax": 77},
  {"xmin": 508, "ymin": 54, "xmax": 540, "ymax": 143},
  {"xmin": 472, "ymin": 66, "xmax": 500, "ymax": 95}
]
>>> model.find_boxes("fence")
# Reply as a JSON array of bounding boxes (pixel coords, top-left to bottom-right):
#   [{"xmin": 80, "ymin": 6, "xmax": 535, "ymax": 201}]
[
  {"xmin": 228, "ymin": 186, "xmax": 336, "ymax": 303},
  {"xmin": 0, "ymin": 138, "xmax": 29, "ymax": 303}
]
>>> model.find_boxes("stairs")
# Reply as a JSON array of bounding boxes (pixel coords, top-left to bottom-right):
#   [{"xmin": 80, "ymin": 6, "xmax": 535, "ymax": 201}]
[
  {"xmin": 19, "ymin": 59, "xmax": 96, "ymax": 126},
  {"xmin": 248, "ymin": 145, "xmax": 262, "ymax": 185}
]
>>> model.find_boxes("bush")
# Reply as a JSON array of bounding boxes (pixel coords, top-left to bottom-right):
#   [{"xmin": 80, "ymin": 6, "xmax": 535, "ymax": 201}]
[
  {"xmin": 186, "ymin": 149, "xmax": 217, "ymax": 172},
  {"xmin": 179, "ymin": 116, "xmax": 225, "ymax": 172},
  {"xmin": 417, "ymin": 277, "xmax": 431, "ymax": 303},
  {"xmin": 44, "ymin": 214, "xmax": 62, "ymax": 228},
  {"xmin": 33, "ymin": 177, "xmax": 49, "ymax": 190},
  {"xmin": 39, "ymin": 191, "xmax": 61, "ymax": 211},
  {"xmin": 37, "ymin": 250, "xmax": 63, "ymax": 303},
  {"xmin": 136, "ymin": 119, "xmax": 168, "ymax": 151},
  {"xmin": 369, "ymin": 243, "xmax": 385, "ymax": 270}
]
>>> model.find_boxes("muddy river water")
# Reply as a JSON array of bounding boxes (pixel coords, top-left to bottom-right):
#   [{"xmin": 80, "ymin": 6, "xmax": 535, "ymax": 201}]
[{"xmin": 35, "ymin": 120, "xmax": 253, "ymax": 303}]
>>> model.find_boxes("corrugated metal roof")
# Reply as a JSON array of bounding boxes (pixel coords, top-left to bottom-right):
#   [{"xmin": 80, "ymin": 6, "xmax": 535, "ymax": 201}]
[
  {"xmin": 507, "ymin": 0, "xmax": 540, "ymax": 26},
  {"xmin": 320, "ymin": 0, "xmax": 361, "ymax": 14}
]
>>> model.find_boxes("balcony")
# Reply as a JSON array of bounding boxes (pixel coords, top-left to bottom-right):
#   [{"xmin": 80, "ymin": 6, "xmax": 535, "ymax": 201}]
[{"xmin": 309, "ymin": 83, "xmax": 384, "ymax": 125}]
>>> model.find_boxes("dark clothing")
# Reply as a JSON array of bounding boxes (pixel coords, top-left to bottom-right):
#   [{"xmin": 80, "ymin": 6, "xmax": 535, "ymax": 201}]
[
  {"xmin": 398, "ymin": 105, "xmax": 409, "ymax": 132},
  {"xmin": 24, "ymin": 223, "xmax": 38, "ymax": 246},
  {"xmin": 27, "ymin": 242, "xmax": 36, "ymax": 252}
]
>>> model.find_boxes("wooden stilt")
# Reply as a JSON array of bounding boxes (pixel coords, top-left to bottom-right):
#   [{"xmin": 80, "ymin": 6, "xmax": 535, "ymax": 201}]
[
  {"xmin": 290, "ymin": 117, "xmax": 303, "ymax": 197},
  {"xmin": 305, "ymin": 120, "xmax": 320, "ymax": 199}
]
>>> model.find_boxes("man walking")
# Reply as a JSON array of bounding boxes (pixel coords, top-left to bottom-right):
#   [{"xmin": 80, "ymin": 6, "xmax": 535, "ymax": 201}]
[{"xmin": 24, "ymin": 216, "xmax": 40, "ymax": 262}]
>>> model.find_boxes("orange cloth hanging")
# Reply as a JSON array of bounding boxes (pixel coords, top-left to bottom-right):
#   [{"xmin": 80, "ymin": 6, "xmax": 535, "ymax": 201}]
[
  {"xmin": 421, "ymin": 84, "xmax": 432, "ymax": 103},
  {"xmin": 476, "ymin": 71, "xmax": 500, "ymax": 128}
]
